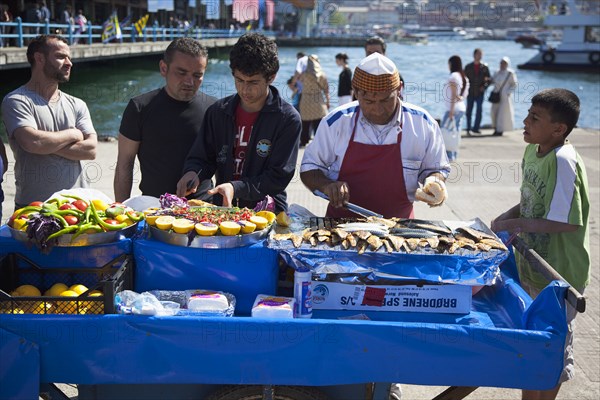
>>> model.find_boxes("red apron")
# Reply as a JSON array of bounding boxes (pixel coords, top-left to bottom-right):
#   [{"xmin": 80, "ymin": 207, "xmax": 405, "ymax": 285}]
[{"xmin": 326, "ymin": 108, "xmax": 414, "ymax": 219}]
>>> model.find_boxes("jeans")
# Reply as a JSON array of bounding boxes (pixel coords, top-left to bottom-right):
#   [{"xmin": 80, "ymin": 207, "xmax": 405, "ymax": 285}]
[
  {"xmin": 466, "ymin": 94, "xmax": 484, "ymax": 131},
  {"xmin": 442, "ymin": 110, "xmax": 464, "ymax": 162}
]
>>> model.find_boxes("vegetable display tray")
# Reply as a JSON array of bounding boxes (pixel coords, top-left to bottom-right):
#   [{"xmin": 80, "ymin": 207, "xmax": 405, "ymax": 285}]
[
  {"xmin": 9, "ymin": 223, "xmax": 138, "ymax": 247},
  {"xmin": 148, "ymin": 225, "xmax": 271, "ymax": 249},
  {"xmin": 0, "ymin": 253, "xmax": 133, "ymax": 315}
]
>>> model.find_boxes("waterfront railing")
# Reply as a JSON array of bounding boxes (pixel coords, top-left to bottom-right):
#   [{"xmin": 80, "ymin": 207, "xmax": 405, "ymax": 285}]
[{"xmin": 0, "ymin": 17, "xmax": 261, "ymax": 48}]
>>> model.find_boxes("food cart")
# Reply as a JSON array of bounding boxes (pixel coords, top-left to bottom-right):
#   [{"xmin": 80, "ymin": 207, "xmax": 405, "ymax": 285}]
[{"xmin": 0, "ymin": 211, "xmax": 585, "ymax": 400}]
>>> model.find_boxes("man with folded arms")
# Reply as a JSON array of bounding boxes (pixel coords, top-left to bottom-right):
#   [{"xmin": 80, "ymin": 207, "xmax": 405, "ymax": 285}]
[{"xmin": 300, "ymin": 52, "xmax": 450, "ymax": 218}]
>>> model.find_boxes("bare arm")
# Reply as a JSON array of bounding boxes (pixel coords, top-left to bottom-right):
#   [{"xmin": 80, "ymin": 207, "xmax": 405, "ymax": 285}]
[
  {"xmin": 54, "ymin": 133, "xmax": 97, "ymax": 160},
  {"xmin": 113, "ymin": 133, "xmax": 140, "ymax": 202},
  {"xmin": 13, "ymin": 126, "xmax": 85, "ymax": 154},
  {"xmin": 492, "ymin": 217, "xmax": 579, "ymax": 235},
  {"xmin": 490, "ymin": 204, "xmax": 520, "ymax": 232},
  {"xmin": 449, "ymin": 82, "xmax": 458, "ymax": 118}
]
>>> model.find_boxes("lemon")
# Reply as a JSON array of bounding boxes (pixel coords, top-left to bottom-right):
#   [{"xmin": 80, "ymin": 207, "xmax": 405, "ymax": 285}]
[
  {"xmin": 11, "ymin": 284, "xmax": 41, "ymax": 297},
  {"xmin": 172, "ymin": 218, "xmax": 195, "ymax": 234},
  {"xmin": 155, "ymin": 216, "xmax": 175, "ymax": 230},
  {"xmin": 276, "ymin": 211, "xmax": 292, "ymax": 227},
  {"xmin": 69, "ymin": 284, "xmax": 89, "ymax": 295},
  {"xmin": 45, "ymin": 283, "xmax": 69, "ymax": 297},
  {"xmin": 143, "ymin": 207, "xmax": 160, "ymax": 215},
  {"xmin": 255, "ymin": 210, "xmax": 276, "ymax": 224},
  {"xmin": 239, "ymin": 220, "xmax": 256, "ymax": 234},
  {"xmin": 60, "ymin": 290, "xmax": 79, "ymax": 297},
  {"xmin": 249, "ymin": 215, "xmax": 268, "ymax": 230},
  {"xmin": 82, "ymin": 291, "xmax": 103, "ymax": 311},
  {"xmin": 32, "ymin": 301, "xmax": 52, "ymax": 314},
  {"xmin": 145, "ymin": 214, "xmax": 160, "ymax": 226},
  {"xmin": 195, "ymin": 222, "xmax": 218, "ymax": 236},
  {"xmin": 92, "ymin": 199, "xmax": 110, "ymax": 212},
  {"xmin": 219, "ymin": 221, "xmax": 241, "ymax": 236}
]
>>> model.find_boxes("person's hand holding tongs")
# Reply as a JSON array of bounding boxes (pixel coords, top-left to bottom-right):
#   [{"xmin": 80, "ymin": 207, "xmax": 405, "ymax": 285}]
[{"xmin": 313, "ymin": 182, "xmax": 382, "ymax": 218}]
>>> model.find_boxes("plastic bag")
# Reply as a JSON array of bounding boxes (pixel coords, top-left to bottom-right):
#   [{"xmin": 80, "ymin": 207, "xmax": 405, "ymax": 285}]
[{"xmin": 441, "ymin": 117, "xmax": 460, "ymax": 152}]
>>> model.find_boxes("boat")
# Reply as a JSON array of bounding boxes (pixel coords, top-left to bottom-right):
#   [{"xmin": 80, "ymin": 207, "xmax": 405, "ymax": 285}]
[
  {"xmin": 515, "ymin": 34, "xmax": 545, "ymax": 48},
  {"xmin": 518, "ymin": 0, "xmax": 600, "ymax": 72},
  {"xmin": 393, "ymin": 29, "xmax": 428, "ymax": 45}
]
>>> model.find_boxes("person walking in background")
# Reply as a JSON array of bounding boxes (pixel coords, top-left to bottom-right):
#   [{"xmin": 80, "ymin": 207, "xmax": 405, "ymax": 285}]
[
  {"xmin": 490, "ymin": 56, "xmax": 517, "ymax": 136},
  {"xmin": 114, "ymin": 38, "xmax": 216, "ymax": 202},
  {"xmin": 464, "ymin": 48, "xmax": 491, "ymax": 135},
  {"xmin": 335, "ymin": 53, "xmax": 353, "ymax": 106},
  {"xmin": 0, "ymin": 5, "xmax": 10, "ymax": 48},
  {"xmin": 442, "ymin": 55, "xmax": 469, "ymax": 161},
  {"xmin": 491, "ymin": 88, "xmax": 589, "ymax": 400},
  {"xmin": 73, "ymin": 9, "xmax": 87, "ymax": 45},
  {"xmin": 38, "ymin": 1, "xmax": 50, "ymax": 24},
  {"xmin": 298, "ymin": 55, "xmax": 329, "ymax": 147},
  {"xmin": 177, "ymin": 33, "xmax": 301, "ymax": 212},
  {"xmin": 1, "ymin": 34, "xmax": 97, "ymax": 210},
  {"xmin": 62, "ymin": 5, "xmax": 74, "ymax": 36},
  {"xmin": 293, "ymin": 51, "xmax": 306, "ymax": 103},
  {"xmin": 287, "ymin": 76, "xmax": 300, "ymax": 112}
]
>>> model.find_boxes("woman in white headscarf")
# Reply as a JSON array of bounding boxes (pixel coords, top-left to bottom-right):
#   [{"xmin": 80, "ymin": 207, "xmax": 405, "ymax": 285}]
[
  {"xmin": 490, "ymin": 56, "xmax": 517, "ymax": 136},
  {"xmin": 299, "ymin": 55, "xmax": 330, "ymax": 147}
]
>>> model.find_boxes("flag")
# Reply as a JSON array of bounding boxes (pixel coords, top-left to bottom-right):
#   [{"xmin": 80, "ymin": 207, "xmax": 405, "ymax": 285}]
[
  {"xmin": 102, "ymin": 12, "xmax": 122, "ymax": 43},
  {"xmin": 134, "ymin": 14, "xmax": 149, "ymax": 36}
]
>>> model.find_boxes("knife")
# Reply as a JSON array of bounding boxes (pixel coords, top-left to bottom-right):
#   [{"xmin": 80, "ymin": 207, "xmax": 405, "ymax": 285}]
[{"xmin": 313, "ymin": 190, "xmax": 383, "ymax": 218}]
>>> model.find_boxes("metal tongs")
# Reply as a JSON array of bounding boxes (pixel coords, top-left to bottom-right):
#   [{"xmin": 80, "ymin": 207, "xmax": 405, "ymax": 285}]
[{"xmin": 313, "ymin": 190, "xmax": 383, "ymax": 218}]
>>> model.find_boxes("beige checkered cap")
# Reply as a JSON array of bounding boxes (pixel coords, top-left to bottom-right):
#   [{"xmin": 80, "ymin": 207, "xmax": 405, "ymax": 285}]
[{"xmin": 352, "ymin": 53, "xmax": 400, "ymax": 92}]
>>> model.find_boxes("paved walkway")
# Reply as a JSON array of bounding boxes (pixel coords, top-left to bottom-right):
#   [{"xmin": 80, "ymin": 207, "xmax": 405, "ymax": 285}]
[{"xmin": 2, "ymin": 127, "xmax": 598, "ymax": 399}]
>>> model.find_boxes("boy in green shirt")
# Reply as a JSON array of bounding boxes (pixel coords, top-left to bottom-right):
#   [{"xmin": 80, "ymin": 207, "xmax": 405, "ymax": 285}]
[{"xmin": 492, "ymin": 88, "xmax": 589, "ymax": 400}]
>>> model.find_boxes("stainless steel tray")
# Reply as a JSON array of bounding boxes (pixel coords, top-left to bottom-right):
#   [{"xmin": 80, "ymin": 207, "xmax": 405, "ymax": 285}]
[
  {"xmin": 148, "ymin": 224, "xmax": 271, "ymax": 249},
  {"xmin": 9, "ymin": 223, "xmax": 138, "ymax": 247}
]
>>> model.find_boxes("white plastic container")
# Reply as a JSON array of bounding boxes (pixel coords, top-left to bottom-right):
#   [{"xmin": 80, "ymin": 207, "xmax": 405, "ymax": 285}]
[{"xmin": 294, "ymin": 270, "xmax": 313, "ymax": 318}]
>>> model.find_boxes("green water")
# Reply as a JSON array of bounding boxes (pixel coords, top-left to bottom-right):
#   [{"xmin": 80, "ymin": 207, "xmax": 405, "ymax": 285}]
[{"xmin": 2, "ymin": 40, "xmax": 599, "ymax": 140}]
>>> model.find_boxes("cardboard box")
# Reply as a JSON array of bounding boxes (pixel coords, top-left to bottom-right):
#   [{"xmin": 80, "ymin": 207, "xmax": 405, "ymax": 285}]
[{"xmin": 311, "ymin": 282, "xmax": 472, "ymax": 314}]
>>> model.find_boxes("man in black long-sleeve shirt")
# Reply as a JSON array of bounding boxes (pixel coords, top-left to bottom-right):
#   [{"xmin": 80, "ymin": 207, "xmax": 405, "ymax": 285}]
[{"xmin": 464, "ymin": 48, "xmax": 491, "ymax": 135}]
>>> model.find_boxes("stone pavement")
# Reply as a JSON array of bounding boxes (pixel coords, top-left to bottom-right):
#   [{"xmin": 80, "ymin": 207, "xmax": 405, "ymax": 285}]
[{"xmin": 1, "ymin": 127, "xmax": 598, "ymax": 399}]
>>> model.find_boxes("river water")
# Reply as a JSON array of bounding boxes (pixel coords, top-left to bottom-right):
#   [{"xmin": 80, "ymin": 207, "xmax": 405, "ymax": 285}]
[{"xmin": 1, "ymin": 39, "xmax": 599, "ymax": 138}]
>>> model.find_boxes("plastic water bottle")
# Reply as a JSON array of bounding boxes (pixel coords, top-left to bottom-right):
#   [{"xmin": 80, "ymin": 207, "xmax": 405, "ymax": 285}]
[{"xmin": 294, "ymin": 269, "xmax": 312, "ymax": 318}]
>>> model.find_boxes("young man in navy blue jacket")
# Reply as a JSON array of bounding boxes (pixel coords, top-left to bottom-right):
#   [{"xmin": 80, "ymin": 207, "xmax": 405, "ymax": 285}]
[{"xmin": 177, "ymin": 33, "xmax": 301, "ymax": 212}]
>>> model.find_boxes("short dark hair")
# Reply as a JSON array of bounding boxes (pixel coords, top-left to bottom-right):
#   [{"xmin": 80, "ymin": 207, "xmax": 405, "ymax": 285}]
[
  {"xmin": 164, "ymin": 37, "xmax": 208, "ymax": 64},
  {"xmin": 365, "ymin": 36, "xmax": 386, "ymax": 53},
  {"xmin": 296, "ymin": 52, "xmax": 305, "ymax": 58},
  {"xmin": 335, "ymin": 52, "xmax": 348, "ymax": 62},
  {"xmin": 532, "ymin": 88, "xmax": 580, "ymax": 136},
  {"xmin": 230, "ymin": 33, "xmax": 279, "ymax": 80},
  {"xmin": 473, "ymin": 48, "xmax": 482, "ymax": 56},
  {"xmin": 26, "ymin": 34, "xmax": 68, "ymax": 66}
]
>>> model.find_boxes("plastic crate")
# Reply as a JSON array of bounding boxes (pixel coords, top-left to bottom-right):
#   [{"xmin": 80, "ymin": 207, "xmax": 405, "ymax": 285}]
[{"xmin": 0, "ymin": 253, "xmax": 132, "ymax": 315}]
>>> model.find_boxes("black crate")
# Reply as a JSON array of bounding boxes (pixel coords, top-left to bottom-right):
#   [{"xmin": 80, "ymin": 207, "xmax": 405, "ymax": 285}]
[{"xmin": 0, "ymin": 253, "xmax": 132, "ymax": 315}]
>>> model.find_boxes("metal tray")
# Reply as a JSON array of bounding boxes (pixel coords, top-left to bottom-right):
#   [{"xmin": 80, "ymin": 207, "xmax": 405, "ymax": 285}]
[
  {"xmin": 9, "ymin": 223, "xmax": 138, "ymax": 247},
  {"xmin": 148, "ymin": 224, "xmax": 271, "ymax": 249}
]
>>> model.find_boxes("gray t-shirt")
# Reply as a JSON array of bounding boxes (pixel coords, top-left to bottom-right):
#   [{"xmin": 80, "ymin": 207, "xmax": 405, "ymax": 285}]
[{"xmin": 1, "ymin": 86, "xmax": 96, "ymax": 206}]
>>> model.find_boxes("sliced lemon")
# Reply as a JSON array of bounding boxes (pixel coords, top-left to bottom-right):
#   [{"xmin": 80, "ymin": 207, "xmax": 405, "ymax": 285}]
[
  {"xmin": 239, "ymin": 220, "xmax": 256, "ymax": 234},
  {"xmin": 255, "ymin": 210, "xmax": 276, "ymax": 224},
  {"xmin": 145, "ymin": 214, "xmax": 160, "ymax": 226},
  {"xmin": 44, "ymin": 283, "xmax": 69, "ymax": 297},
  {"xmin": 172, "ymin": 218, "xmax": 195, "ymax": 234},
  {"xmin": 219, "ymin": 221, "xmax": 241, "ymax": 236},
  {"xmin": 249, "ymin": 215, "xmax": 268, "ymax": 230},
  {"xmin": 276, "ymin": 211, "xmax": 292, "ymax": 227},
  {"xmin": 155, "ymin": 216, "xmax": 175, "ymax": 231},
  {"xmin": 195, "ymin": 222, "xmax": 219, "ymax": 236}
]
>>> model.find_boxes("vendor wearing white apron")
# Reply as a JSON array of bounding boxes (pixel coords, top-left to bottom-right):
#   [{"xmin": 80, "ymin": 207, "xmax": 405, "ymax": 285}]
[{"xmin": 300, "ymin": 52, "xmax": 451, "ymax": 218}]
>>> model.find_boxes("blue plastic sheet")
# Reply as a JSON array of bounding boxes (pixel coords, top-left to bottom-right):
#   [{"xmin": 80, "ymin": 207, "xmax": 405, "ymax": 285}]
[
  {"xmin": 133, "ymin": 238, "xmax": 279, "ymax": 315},
  {"xmin": 0, "ymin": 327, "xmax": 40, "ymax": 400},
  {"xmin": 0, "ymin": 274, "xmax": 567, "ymax": 390}
]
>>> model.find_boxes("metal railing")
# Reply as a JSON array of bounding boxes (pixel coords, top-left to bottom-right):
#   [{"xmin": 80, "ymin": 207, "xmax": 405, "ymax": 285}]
[{"xmin": 0, "ymin": 17, "xmax": 261, "ymax": 48}]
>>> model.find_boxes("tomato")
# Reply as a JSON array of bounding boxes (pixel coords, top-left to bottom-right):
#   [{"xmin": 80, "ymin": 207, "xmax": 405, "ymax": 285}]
[
  {"xmin": 72, "ymin": 199, "xmax": 89, "ymax": 211},
  {"xmin": 28, "ymin": 201, "xmax": 44, "ymax": 207},
  {"xmin": 59, "ymin": 203, "xmax": 77, "ymax": 210},
  {"xmin": 64, "ymin": 215, "xmax": 79, "ymax": 225},
  {"xmin": 103, "ymin": 219, "xmax": 119, "ymax": 225}
]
